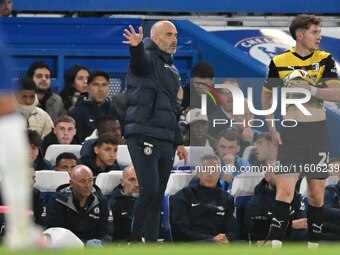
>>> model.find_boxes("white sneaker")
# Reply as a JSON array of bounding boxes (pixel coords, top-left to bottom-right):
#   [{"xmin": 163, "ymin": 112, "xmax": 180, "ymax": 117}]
[
  {"xmin": 308, "ymin": 242, "xmax": 319, "ymax": 249},
  {"xmin": 271, "ymin": 240, "xmax": 282, "ymax": 248}
]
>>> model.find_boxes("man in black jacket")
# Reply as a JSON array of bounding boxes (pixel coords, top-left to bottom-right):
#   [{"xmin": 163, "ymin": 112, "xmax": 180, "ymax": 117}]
[
  {"xmin": 46, "ymin": 165, "xmax": 113, "ymax": 245},
  {"xmin": 122, "ymin": 20, "xmax": 188, "ymax": 242},
  {"xmin": 70, "ymin": 70, "xmax": 112, "ymax": 143},
  {"xmin": 80, "ymin": 133, "xmax": 121, "ymax": 177},
  {"xmin": 170, "ymin": 154, "xmax": 238, "ymax": 244},
  {"xmin": 110, "ymin": 165, "xmax": 139, "ymax": 241}
]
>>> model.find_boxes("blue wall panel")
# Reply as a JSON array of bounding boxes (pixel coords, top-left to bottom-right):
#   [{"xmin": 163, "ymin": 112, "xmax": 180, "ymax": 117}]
[
  {"xmin": 1, "ymin": 18, "xmax": 198, "ymax": 94},
  {"xmin": 13, "ymin": 0, "xmax": 340, "ymax": 14}
]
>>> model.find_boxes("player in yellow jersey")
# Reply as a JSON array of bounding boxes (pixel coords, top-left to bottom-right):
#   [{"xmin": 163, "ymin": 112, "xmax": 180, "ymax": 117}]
[{"xmin": 261, "ymin": 14, "xmax": 340, "ymax": 248}]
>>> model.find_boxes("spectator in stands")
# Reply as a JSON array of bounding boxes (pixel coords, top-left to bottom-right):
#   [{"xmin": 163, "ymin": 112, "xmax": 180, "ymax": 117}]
[
  {"xmin": 323, "ymin": 157, "xmax": 340, "ymax": 240},
  {"xmin": 27, "ymin": 61, "xmax": 67, "ymax": 123},
  {"xmin": 28, "ymin": 129, "xmax": 53, "ymax": 170},
  {"xmin": 110, "ymin": 165, "xmax": 139, "ymax": 241},
  {"xmin": 208, "ymin": 79, "xmax": 239, "ymax": 138},
  {"xmin": 60, "ymin": 64, "xmax": 90, "ymax": 113},
  {"xmin": 16, "ymin": 77, "xmax": 54, "ymax": 139},
  {"xmin": 215, "ymin": 130, "xmax": 251, "ymax": 187},
  {"xmin": 171, "ymin": 154, "xmax": 238, "ymax": 243},
  {"xmin": 70, "ymin": 70, "xmax": 112, "ymax": 143},
  {"xmin": 41, "ymin": 115, "xmax": 79, "ymax": 155},
  {"xmin": 84, "ymin": 114, "xmax": 124, "ymax": 144},
  {"xmin": 182, "ymin": 61, "xmax": 215, "ymax": 113},
  {"xmin": 46, "ymin": 165, "xmax": 113, "ymax": 245},
  {"xmin": 227, "ymin": 99, "xmax": 262, "ymax": 156},
  {"xmin": 252, "ymin": 133, "xmax": 278, "ymax": 167},
  {"xmin": 183, "ymin": 108, "xmax": 216, "ymax": 147},
  {"xmin": 81, "ymin": 133, "xmax": 121, "ymax": 177},
  {"xmin": 55, "ymin": 152, "xmax": 78, "ymax": 175},
  {"xmin": 81, "ymin": 115, "xmax": 124, "ymax": 159},
  {"xmin": 0, "ymin": 0, "xmax": 12, "ymax": 17},
  {"xmin": 244, "ymin": 170, "xmax": 307, "ymax": 242}
]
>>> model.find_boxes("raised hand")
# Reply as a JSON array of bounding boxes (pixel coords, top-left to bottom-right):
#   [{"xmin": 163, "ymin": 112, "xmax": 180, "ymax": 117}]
[{"xmin": 122, "ymin": 25, "xmax": 143, "ymax": 47}]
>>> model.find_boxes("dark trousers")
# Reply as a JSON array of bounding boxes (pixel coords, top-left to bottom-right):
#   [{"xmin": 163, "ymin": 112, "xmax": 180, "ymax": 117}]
[{"xmin": 127, "ymin": 135, "xmax": 175, "ymax": 242}]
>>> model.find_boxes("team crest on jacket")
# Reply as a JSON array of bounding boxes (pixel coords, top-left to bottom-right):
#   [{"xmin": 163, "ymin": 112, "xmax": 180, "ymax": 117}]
[
  {"xmin": 94, "ymin": 207, "xmax": 100, "ymax": 214},
  {"xmin": 144, "ymin": 146, "xmax": 152, "ymax": 155}
]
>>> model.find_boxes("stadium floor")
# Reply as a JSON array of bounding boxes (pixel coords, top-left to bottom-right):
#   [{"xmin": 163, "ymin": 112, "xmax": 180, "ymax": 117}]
[{"xmin": 1, "ymin": 243, "xmax": 340, "ymax": 255}]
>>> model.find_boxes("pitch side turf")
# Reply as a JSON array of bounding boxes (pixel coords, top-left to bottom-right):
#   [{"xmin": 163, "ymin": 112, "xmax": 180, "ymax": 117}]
[{"xmin": 1, "ymin": 243, "xmax": 340, "ymax": 255}]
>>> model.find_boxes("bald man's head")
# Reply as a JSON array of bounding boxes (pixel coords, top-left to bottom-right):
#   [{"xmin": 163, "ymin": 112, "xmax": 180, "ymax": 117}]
[
  {"xmin": 70, "ymin": 165, "xmax": 94, "ymax": 200},
  {"xmin": 70, "ymin": 165, "xmax": 92, "ymax": 179},
  {"xmin": 120, "ymin": 165, "xmax": 139, "ymax": 197},
  {"xmin": 150, "ymin": 20, "xmax": 177, "ymax": 54}
]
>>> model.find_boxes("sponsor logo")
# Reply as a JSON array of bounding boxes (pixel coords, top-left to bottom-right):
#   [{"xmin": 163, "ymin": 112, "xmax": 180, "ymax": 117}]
[
  {"xmin": 191, "ymin": 203, "xmax": 200, "ymax": 207},
  {"xmin": 217, "ymin": 206, "xmax": 225, "ymax": 211},
  {"xmin": 89, "ymin": 214, "xmax": 100, "ymax": 219},
  {"xmin": 312, "ymin": 223, "xmax": 323, "ymax": 234},
  {"xmin": 271, "ymin": 218, "xmax": 285, "ymax": 229}
]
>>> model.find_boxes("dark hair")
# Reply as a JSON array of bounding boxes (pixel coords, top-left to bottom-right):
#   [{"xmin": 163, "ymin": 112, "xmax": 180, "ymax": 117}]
[
  {"xmin": 56, "ymin": 152, "xmax": 78, "ymax": 166},
  {"xmin": 87, "ymin": 70, "xmax": 109, "ymax": 85},
  {"xmin": 191, "ymin": 61, "xmax": 214, "ymax": 78},
  {"xmin": 255, "ymin": 133, "xmax": 278, "ymax": 146},
  {"xmin": 17, "ymin": 77, "xmax": 37, "ymax": 92},
  {"xmin": 95, "ymin": 115, "xmax": 119, "ymax": 134},
  {"xmin": 27, "ymin": 61, "xmax": 52, "ymax": 79},
  {"xmin": 255, "ymin": 133, "xmax": 273, "ymax": 142},
  {"xmin": 95, "ymin": 133, "xmax": 119, "ymax": 147},
  {"xmin": 60, "ymin": 64, "xmax": 90, "ymax": 110},
  {"xmin": 289, "ymin": 14, "xmax": 321, "ymax": 40},
  {"xmin": 217, "ymin": 130, "xmax": 240, "ymax": 145},
  {"xmin": 27, "ymin": 129, "xmax": 42, "ymax": 147}
]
